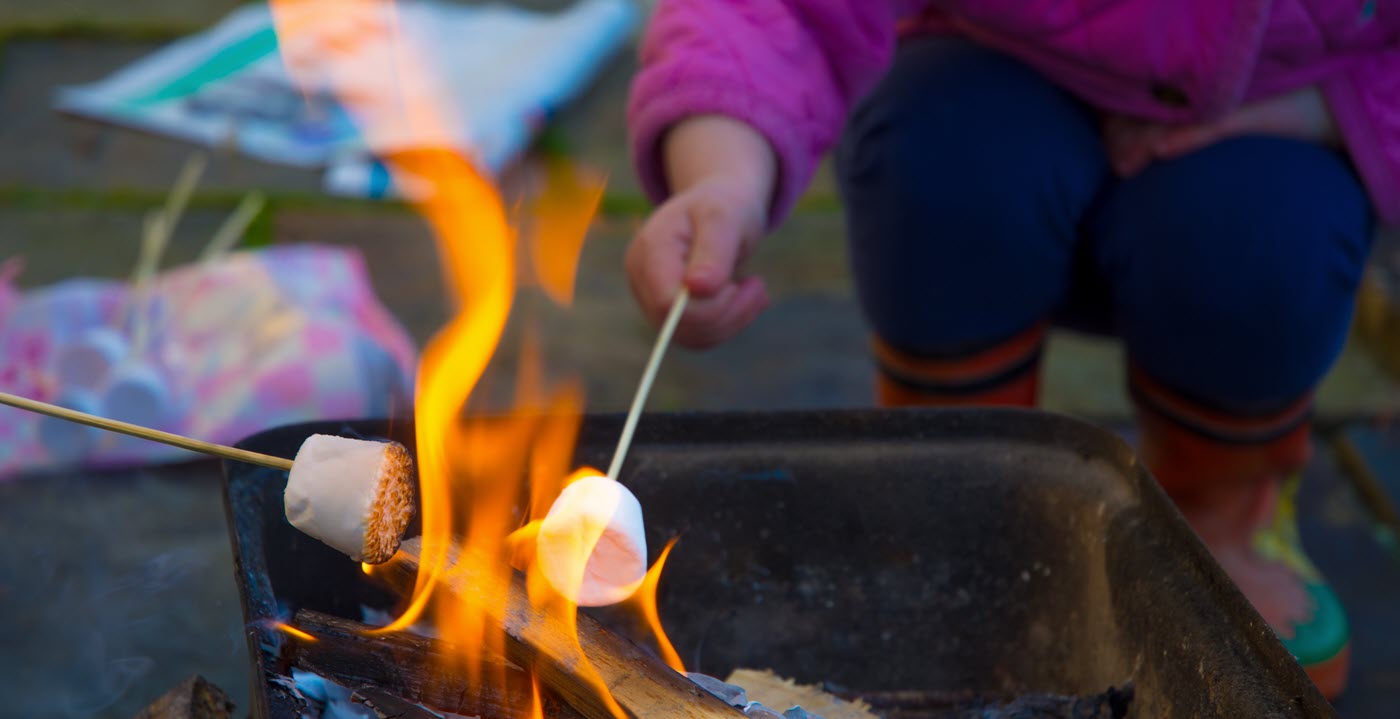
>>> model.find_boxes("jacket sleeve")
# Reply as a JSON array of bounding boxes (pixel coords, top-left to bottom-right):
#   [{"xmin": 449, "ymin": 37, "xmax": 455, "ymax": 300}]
[
  {"xmin": 627, "ymin": 0, "xmax": 900, "ymax": 227},
  {"xmin": 1323, "ymin": 47, "xmax": 1400, "ymax": 226}
]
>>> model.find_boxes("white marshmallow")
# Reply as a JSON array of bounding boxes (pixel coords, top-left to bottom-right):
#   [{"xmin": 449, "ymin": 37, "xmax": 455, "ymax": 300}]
[
  {"xmin": 53, "ymin": 328, "xmax": 127, "ymax": 391},
  {"xmin": 284, "ymin": 434, "xmax": 415, "ymax": 564},
  {"xmin": 102, "ymin": 363, "xmax": 175, "ymax": 430},
  {"xmin": 537, "ymin": 474, "xmax": 647, "ymax": 607},
  {"xmin": 37, "ymin": 389, "xmax": 102, "ymax": 460}
]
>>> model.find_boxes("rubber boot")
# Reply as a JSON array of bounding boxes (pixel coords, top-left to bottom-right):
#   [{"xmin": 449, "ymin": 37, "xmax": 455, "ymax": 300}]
[
  {"xmin": 1132, "ymin": 367, "xmax": 1349, "ymax": 699},
  {"xmin": 874, "ymin": 324, "xmax": 1045, "ymax": 407}
]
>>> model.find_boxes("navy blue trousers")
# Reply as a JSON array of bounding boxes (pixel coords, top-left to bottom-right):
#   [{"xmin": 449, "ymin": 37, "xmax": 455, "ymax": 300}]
[{"xmin": 836, "ymin": 38, "xmax": 1374, "ymax": 412}]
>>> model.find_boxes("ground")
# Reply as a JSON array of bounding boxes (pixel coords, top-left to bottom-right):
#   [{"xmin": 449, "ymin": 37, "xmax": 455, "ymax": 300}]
[{"xmin": 0, "ymin": 2, "xmax": 1399, "ymax": 717}]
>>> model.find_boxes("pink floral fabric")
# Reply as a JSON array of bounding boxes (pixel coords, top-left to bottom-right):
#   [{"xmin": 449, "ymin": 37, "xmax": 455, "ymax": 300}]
[{"xmin": 0, "ymin": 245, "xmax": 417, "ymax": 477}]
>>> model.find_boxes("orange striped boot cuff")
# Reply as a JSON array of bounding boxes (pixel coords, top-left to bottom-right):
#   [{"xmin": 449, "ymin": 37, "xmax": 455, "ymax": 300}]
[
  {"xmin": 874, "ymin": 324, "xmax": 1046, "ymax": 408},
  {"xmin": 1130, "ymin": 366, "xmax": 1312, "ymax": 499}
]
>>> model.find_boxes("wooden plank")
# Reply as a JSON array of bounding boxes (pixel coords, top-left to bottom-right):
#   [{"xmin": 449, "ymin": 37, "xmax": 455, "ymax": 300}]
[
  {"xmin": 723, "ymin": 669, "xmax": 875, "ymax": 719},
  {"xmin": 293, "ymin": 609, "xmax": 585, "ymax": 719},
  {"xmin": 131, "ymin": 675, "xmax": 235, "ymax": 719},
  {"xmin": 352, "ymin": 686, "xmax": 465, "ymax": 719},
  {"xmin": 726, "ymin": 669, "xmax": 1131, "ymax": 719},
  {"xmin": 395, "ymin": 537, "xmax": 747, "ymax": 719}
]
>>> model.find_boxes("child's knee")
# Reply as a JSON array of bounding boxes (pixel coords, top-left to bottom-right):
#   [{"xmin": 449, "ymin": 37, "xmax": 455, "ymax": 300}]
[
  {"xmin": 1094, "ymin": 138, "xmax": 1374, "ymax": 405},
  {"xmin": 837, "ymin": 38, "xmax": 1107, "ymax": 256}
]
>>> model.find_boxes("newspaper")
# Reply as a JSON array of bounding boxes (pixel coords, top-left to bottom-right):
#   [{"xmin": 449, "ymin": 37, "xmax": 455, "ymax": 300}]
[{"xmin": 56, "ymin": 0, "xmax": 637, "ymax": 197}]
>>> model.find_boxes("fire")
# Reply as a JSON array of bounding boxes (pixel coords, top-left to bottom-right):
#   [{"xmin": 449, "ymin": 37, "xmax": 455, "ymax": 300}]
[
  {"xmin": 268, "ymin": 2, "xmax": 685, "ymax": 717},
  {"xmin": 524, "ymin": 158, "xmax": 605, "ymax": 307},
  {"xmin": 629, "ymin": 538, "xmax": 685, "ymax": 673},
  {"xmin": 273, "ymin": 622, "xmax": 318, "ymax": 643},
  {"xmin": 530, "ymin": 676, "xmax": 545, "ymax": 719}
]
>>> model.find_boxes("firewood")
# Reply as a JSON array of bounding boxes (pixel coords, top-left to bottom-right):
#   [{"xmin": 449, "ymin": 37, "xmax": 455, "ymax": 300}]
[
  {"xmin": 724, "ymin": 669, "xmax": 876, "ymax": 719},
  {"xmin": 293, "ymin": 609, "xmax": 584, "ymax": 719},
  {"xmin": 130, "ymin": 675, "xmax": 234, "ymax": 719},
  {"xmin": 394, "ymin": 537, "xmax": 748, "ymax": 719},
  {"xmin": 351, "ymin": 686, "xmax": 458, "ymax": 719}
]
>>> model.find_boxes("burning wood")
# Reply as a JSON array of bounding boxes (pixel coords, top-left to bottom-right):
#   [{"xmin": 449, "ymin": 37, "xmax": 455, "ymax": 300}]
[
  {"xmin": 285, "ymin": 607, "xmax": 1134, "ymax": 719},
  {"xmin": 257, "ymin": 6, "xmax": 729, "ymax": 719},
  {"xmin": 351, "ymin": 687, "xmax": 455, "ymax": 719},
  {"xmin": 291, "ymin": 610, "xmax": 586, "ymax": 719},
  {"xmin": 283, "ymin": 434, "xmax": 416, "ymax": 564},
  {"xmin": 387, "ymin": 537, "xmax": 747, "ymax": 719}
]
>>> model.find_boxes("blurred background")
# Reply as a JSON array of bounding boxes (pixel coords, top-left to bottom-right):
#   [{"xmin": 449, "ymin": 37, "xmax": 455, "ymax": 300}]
[{"xmin": 0, "ymin": 0, "xmax": 1398, "ymax": 716}]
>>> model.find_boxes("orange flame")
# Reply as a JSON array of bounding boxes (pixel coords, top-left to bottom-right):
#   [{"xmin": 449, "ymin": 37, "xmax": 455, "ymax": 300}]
[
  {"xmin": 269, "ymin": 3, "xmax": 674, "ymax": 717},
  {"xmin": 375, "ymin": 147, "xmax": 514, "ymax": 645},
  {"xmin": 529, "ymin": 675, "xmax": 545, "ymax": 719},
  {"xmin": 523, "ymin": 520, "xmax": 629, "ymax": 719},
  {"xmin": 524, "ymin": 158, "xmax": 605, "ymax": 307},
  {"xmin": 628, "ymin": 538, "xmax": 685, "ymax": 673},
  {"xmin": 273, "ymin": 622, "xmax": 318, "ymax": 643}
]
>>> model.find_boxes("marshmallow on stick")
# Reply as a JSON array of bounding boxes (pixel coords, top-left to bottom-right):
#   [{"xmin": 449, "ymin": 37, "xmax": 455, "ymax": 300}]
[
  {"xmin": 537, "ymin": 473, "xmax": 647, "ymax": 607},
  {"xmin": 0, "ymin": 394, "xmax": 411, "ymax": 563},
  {"xmin": 284, "ymin": 434, "xmax": 416, "ymax": 564},
  {"xmin": 535, "ymin": 290, "xmax": 688, "ymax": 607}
]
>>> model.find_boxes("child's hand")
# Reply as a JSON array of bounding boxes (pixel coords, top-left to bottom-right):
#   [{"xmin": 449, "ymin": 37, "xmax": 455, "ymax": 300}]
[
  {"xmin": 1104, "ymin": 86, "xmax": 1338, "ymax": 176},
  {"xmin": 625, "ymin": 116, "xmax": 776, "ymax": 349}
]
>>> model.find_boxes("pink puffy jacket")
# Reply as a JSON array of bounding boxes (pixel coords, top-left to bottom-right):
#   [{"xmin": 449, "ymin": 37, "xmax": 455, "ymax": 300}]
[{"xmin": 628, "ymin": 1, "xmax": 1400, "ymax": 226}]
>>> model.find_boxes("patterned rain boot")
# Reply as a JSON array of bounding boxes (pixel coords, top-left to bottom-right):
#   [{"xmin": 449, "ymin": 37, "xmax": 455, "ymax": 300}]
[
  {"xmin": 873, "ymin": 324, "xmax": 1045, "ymax": 407},
  {"xmin": 1133, "ymin": 368, "xmax": 1349, "ymax": 699},
  {"xmin": 1253, "ymin": 474, "xmax": 1351, "ymax": 697}
]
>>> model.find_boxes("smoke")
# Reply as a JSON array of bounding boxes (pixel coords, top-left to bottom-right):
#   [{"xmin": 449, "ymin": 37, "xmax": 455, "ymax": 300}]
[
  {"xmin": 0, "ymin": 468, "xmax": 249, "ymax": 718},
  {"xmin": 61, "ymin": 636, "xmax": 156, "ymax": 717}
]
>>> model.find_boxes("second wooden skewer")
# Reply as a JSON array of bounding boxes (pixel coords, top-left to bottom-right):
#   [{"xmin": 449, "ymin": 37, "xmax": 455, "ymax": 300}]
[
  {"xmin": 0, "ymin": 390, "xmax": 293, "ymax": 471},
  {"xmin": 0, "ymin": 285, "xmax": 692, "ymax": 478}
]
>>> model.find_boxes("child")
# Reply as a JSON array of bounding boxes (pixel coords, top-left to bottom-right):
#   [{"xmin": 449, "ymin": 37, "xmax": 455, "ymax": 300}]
[{"xmin": 623, "ymin": 0, "xmax": 1399, "ymax": 699}]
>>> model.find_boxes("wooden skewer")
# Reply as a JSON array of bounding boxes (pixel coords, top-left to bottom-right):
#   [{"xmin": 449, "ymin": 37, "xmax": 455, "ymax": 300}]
[
  {"xmin": 5, "ymin": 282, "xmax": 687, "ymax": 477},
  {"xmin": 128, "ymin": 211, "xmax": 170, "ymax": 357},
  {"xmin": 0, "ymin": 390, "xmax": 294, "ymax": 471},
  {"xmin": 606, "ymin": 287, "xmax": 689, "ymax": 481},
  {"xmin": 200, "ymin": 191, "xmax": 265, "ymax": 263},
  {"xmin": 125, "ymin": 153, "xmax": 204, "ymax": 355}
]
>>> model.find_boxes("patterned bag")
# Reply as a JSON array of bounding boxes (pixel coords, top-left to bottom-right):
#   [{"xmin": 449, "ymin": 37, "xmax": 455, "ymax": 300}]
[{"xmin": 0, "ymin": 244, "xmax": 417, "ymax": 477}]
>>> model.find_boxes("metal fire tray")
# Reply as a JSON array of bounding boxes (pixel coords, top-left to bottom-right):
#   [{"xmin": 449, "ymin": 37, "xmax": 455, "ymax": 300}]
[{"xmin": 222, "ymin": 408, "xmax": 1334, "ymax": 718}]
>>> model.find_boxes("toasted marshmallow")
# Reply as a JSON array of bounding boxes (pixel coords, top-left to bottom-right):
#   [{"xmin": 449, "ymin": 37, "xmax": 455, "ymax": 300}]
[{"xmin": 284, "ymin": 434, "xmax": 415, "ymax": 563}]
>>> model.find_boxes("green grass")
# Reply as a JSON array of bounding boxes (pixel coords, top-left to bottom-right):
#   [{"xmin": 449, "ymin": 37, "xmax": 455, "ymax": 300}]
[
  {"xmin": 0, "ymin": 0, "xmax": 281, "ymax": 41},
  {"xmin": 0, "ymin": 22, "xmax": 194, "ymax": 44},
  {"xmin": 0, "ymin": 186, "xmax": 842, "ymax": 219},
  {"xmin": 0, "ymin": 185, "xmax": 408, "ymax": 213}
]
